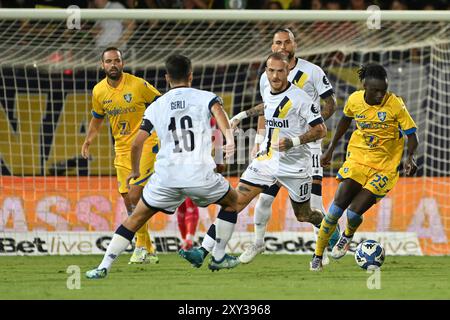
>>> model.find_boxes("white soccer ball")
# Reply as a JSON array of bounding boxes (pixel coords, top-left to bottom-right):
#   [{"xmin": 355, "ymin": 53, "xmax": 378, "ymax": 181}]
[{"xmin": 354, "ymin": 240, "xmax": 385, "ymax": 270}]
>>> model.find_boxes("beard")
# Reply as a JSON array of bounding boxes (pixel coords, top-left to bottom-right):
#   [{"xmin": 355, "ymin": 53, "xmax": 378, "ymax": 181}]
[
  {"xmin": 287, "ymin": 51, "xmax": 295, "ymax": 60},
  {"xmin": 106, "ymin": 68, "xmax": 122, "ymax": 80},
  {"xmin": 277, "ymin": 49, "xmax": 295, "ymax": 61}
]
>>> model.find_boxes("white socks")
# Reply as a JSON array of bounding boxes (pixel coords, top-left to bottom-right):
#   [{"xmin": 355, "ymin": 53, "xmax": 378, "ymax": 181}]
[
  {"xmin": 98, "ymin": 233, "xmax": 131, "ymax": 271},
  {"xmin": 201, "ymin": 223, "xmax": 216, "ymax": 252},
  {"xmin": 212, "ymin": 218, "xmax": 236, "ymax": 261},
  {"xmin": 310, "ymin": 193, "xmax": 326, "ymax": 220},
  {"xmin": 254, "ymin": 193, "xmax": 274, "ymax": 246}
]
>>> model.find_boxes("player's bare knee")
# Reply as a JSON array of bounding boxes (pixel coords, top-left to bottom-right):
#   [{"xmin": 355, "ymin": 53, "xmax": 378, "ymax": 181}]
[
  {"xmin": 128, "ymin": 193, "xmax": 140, "ymax": 207},
  {"xmin": 128, "ymin": 186, "xmax": 143, "ymax": 206},
  {"xmin": 333, "ymin": 198, "xmax": 348, "ymax": 211},
  {"xmin": 121, "ymin": 192, "xmax": 132, "ymax": 212},
  {"xmin": 347, "ymin": 204, "xmax": 367, "ymax": 216}
]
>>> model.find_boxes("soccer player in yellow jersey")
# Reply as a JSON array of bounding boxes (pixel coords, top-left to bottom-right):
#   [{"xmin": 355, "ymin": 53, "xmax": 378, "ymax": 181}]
[
  {"xmin": 310, "ymin": 64, "xmax": 419, "ymax": 271},
  {"xmin": 81, "ymin": 47, "xmax": 160, "ymax": 264}
]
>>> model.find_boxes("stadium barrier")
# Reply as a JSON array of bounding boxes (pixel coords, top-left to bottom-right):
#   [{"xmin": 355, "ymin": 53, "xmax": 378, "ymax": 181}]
[
  {"xmin": 1, "ymin": 176, "xmax": 448, "ymax": 255},
  {"xmin": 0, "ymin": 231, "xmax": 421, "ymax": 256}
]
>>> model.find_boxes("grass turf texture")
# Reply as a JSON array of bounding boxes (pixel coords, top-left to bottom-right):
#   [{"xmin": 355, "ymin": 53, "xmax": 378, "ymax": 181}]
[{"xmin": 0, "ymin": 254, "xmax": 448, "ymax": 299}]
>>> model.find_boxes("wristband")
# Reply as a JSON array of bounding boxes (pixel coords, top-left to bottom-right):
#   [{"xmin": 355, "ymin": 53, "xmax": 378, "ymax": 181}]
[
  {"xmin": 291, "ymin": 137, "xmax": 301, "ymax": 147},
  {"xmin": 232, "ymin": 111, "xmax": 247, "ymax": 121},
  {"xmin": 255, "ymin": 134, "xmax": 265, "ymax": 144}
]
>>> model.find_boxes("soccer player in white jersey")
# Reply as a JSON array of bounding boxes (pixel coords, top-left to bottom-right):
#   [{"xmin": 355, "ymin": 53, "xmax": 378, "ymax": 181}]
[
  {"xmin": 86, "ymin": 54, "xmax": 240, "ymax": 279},
  {"xmin": 185, "ymin": 28, "xmax": 339, "ymax": 265},
  {"xmin": 179, "ymin": 52, "xmax": 327, "ymax": 269},
  {"xmin": 237, "ymin": 28, "xmax": 340, "ymax": 264}
]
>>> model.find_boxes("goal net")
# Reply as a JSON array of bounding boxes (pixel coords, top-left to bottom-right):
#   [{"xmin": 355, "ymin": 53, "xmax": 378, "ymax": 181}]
[{"xmin": 0, "ymin": 9, "xmax": 449, "ymax": 256}]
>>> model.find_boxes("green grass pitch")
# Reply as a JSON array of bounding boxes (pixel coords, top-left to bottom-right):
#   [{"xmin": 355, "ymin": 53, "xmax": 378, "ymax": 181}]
[{"xmin": 0, "ymin": 254, "xmax": 449, "ymax": 300}]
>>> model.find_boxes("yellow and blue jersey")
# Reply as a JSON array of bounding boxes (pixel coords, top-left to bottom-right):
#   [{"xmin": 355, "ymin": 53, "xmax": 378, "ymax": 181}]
[
  {"xmin": 343, "ymin": 90, "xmax": 417, "ymax": 172},
  {"xmin": 91, "ymin": 72, "xmax": 160, "ymax": 153}
]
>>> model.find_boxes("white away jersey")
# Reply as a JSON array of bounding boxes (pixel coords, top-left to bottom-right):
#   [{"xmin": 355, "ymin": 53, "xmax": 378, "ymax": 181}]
[
  {"xmin": 141, "ymin": 87, "xmax": 221, "ymax": 187},
  {"xmin": 257, "ymin": 83, "xmax": 324, "ymax": 177},
  {"xmin": 259, "ymin": 58, "xmax": 333, "ymax": 149}
]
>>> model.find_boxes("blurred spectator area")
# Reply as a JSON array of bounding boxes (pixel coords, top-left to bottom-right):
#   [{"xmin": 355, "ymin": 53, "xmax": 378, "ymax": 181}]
[{"xmin": 1, "ymin": 0, "xmax": 448, "ymax": 9}]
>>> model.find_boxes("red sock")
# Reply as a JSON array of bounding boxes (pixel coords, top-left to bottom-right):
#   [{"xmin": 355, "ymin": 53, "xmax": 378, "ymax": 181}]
[
  {"xmin": 177, "ymin": 200, "xmax": 187, "ymax": 241},
  {"xmin": 184, "ymin": 198, "xmax": 199, "ymax": 240}
]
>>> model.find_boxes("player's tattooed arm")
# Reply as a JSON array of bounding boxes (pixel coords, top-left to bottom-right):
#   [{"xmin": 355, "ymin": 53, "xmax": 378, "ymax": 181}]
[
  {"xmin": 246, "ymin": 103, "xmax": 265, "ymax": 117},
  {"xmin": 321, "ymin": 94, "xmax": 337, "ymax": 121},
  {"xmin": 230, "ymin": 103, "xmax": 264, "ymax": 129},
  {"xmin": 299, "ymin": 123, "xmax": 327, "ymax": 144},
  {"xmin": 272, "ymin": 123, "xmax": 326, "ymax": 152}
]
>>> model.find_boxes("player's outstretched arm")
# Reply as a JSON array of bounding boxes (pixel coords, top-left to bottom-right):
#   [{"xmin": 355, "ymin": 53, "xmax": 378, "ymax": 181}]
[
  {"xmin": 321, "ymin": 94, "xmax": 337, "ymax": 121},
  {"xmin": 404, "ymin": 132, "xmax": 419, "ymax": 176},
  {"xmin": 229, "ymin": 103, "xmax": 265, "ymax": 130},
  {"xmin": 81, "ymin": 117, "xmax": 104, "ymax": 159},
  {"xmin": 211, "ymin": 102, "xmax": 235, "ymax": 160},
  {"xmin": 321, "ymin": 115, "xmax": 352, "ymax": 167},
  {"xmin": 127, "ymin": 129, "xmax": 150, "ymax": 188},
  {"xmin": 299, "ymin": 122, "xmax": 327, "ymax": 144}
]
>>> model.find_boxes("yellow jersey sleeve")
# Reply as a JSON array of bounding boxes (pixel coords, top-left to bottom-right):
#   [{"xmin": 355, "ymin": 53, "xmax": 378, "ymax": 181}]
[
  {"xmin": 343, "ymin": 95, "xmax": 355, "ymax": 118},
  {"xmin": 141, "ymin": 80, "xmax": 161, "ymax": 104},
  {"xmin": 396, "ymin": 99, "xmax": 417, "ymax": 135},
  {"xmin": 91, "ymin": 86, "xmax": 105, "ymax": 119}
]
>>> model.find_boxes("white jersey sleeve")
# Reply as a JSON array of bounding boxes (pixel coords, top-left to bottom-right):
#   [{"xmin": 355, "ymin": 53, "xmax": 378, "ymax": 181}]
[
  {"xmin": 208, "ymin": 95, "xmax": 223, "ymax": 113},
  {"xmin": 259, "ymin": 72, "xmax": 268, "ymax": 101},
  {"xmin": 140, "ymin": 99, "xmax": 158, "ymax": 134},
  {"xmin": 298, "ymin": 99, "xmax": 324, "ymax": 127},
  {"xmin": 312, "ymin": 66, "xmax": 334, "ymax": 99}
]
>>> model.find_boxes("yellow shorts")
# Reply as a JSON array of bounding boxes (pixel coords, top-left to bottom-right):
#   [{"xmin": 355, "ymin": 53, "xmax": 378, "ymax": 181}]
[
  {"xmin": 337, "ymin": 160, "xmax": 399, "ymax": 201},
  {"xmin": 114, "ymin": 142, "xmax": 158, "ymax": 194}
]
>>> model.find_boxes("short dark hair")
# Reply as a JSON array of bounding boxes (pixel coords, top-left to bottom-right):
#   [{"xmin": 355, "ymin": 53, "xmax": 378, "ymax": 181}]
[
  {"xmin": 265, "ymin": 52, "xmax": 290, "ymax": 65},
  {"xmin": 273, "ymin": 28, "xmax": 295, "ymax": 40},
  {"xmin": 101, "ymin": 47, "xmax": 123, "ymax": 61},
  {"xmin": 358, "ymin": 63, "xmax": 388, "ymax": 82},
  {"xmin": 165, "ymin": 54, "xmax": 192, "ymax": 82}
]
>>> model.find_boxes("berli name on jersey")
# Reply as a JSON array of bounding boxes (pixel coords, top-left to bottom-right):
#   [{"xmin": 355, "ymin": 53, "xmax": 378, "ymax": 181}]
[
  {"xmin": 141, "ymin": 87, "xmax": 221, "ymax": 188},
  {"xmin": 258, "ymin": 82, "xmax": 323, "ymax": 177}
]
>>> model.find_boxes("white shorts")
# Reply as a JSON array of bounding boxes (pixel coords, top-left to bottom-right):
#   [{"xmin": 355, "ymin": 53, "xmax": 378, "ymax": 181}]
[
  {"xmin": 240, "ymin": 159, "xmax": 312, "ymax": 203},
  {"xmin": 310, "ymin": 147, "xmax": 323, "ymax": 178},
  {"xmin": 141, "ymin": 173, "xmax": 231, "ymax": 214}
]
